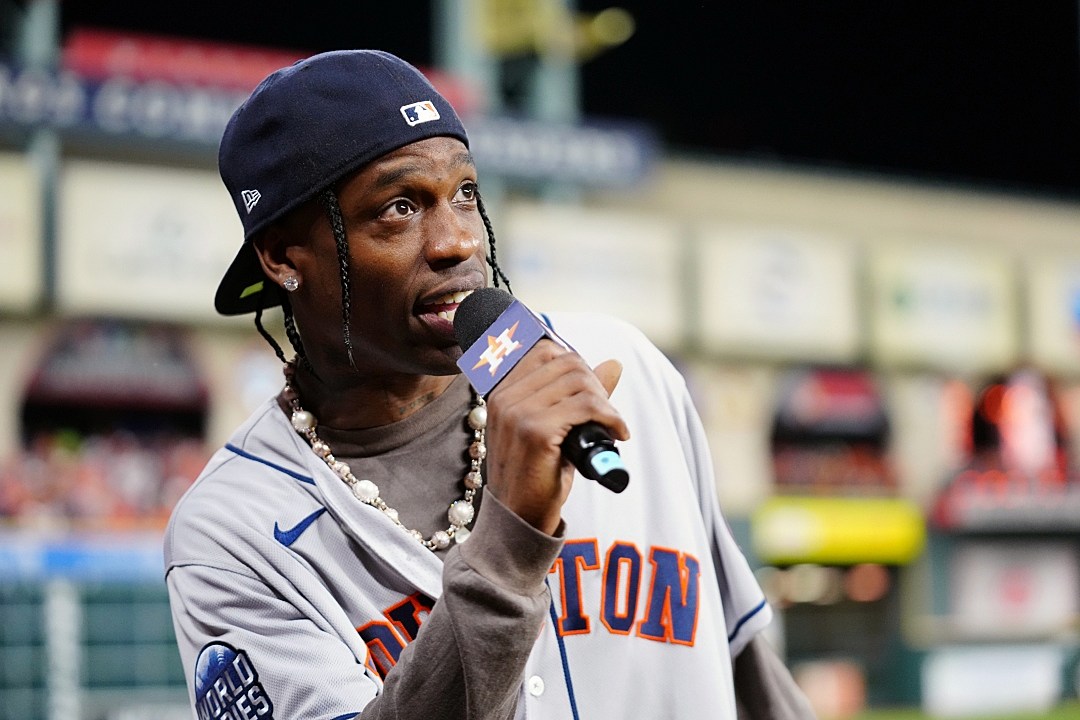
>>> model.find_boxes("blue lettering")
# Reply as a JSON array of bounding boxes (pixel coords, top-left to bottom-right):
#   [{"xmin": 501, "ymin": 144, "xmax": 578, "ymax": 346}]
[
  {"xmin": 357, "ymin": 621, "xmax": 406, "ymax": 679},
  {"xmin": 601, "ymin": 542, "xmax": 642, "ymax": 634},
  {"xmin": 385, "ymin": 593, "xmax": 434, "ymax": 643},
  {"xmin": 637, "ymin": 548, "xmax": 701, "ymax": 645},
  {"xmin": 551, "ymin": 540, "xmax": 600, "ymax": 635}
]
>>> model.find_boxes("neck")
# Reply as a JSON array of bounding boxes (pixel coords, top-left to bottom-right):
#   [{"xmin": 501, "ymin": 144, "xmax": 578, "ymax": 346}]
[{"xmin": 288, "ymin": 361, "xmax": 459, "ymax": 430}]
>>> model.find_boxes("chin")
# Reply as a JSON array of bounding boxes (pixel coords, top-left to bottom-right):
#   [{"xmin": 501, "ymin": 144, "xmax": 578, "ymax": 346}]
[{"xmin": 417, "ymin": 346, "xmax": 465, "ymax": 376}]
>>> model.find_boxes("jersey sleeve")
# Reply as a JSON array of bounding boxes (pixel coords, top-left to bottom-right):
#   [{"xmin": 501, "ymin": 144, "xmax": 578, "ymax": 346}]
[
  {"xmin": 167, "ymin": 563, "xmax": 378, "ymax": 719},
  {"xmin": 672, "ymin": 366, "xmax": 773, "ymax": 657},
  {"xmin": 167, "ymin": 491, "xmax": 563, "ymax": 720}
]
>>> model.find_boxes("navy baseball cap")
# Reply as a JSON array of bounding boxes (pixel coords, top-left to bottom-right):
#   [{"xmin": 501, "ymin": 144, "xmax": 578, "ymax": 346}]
[{"xmin": 215, "ymin": 49, "xmax": 470, "ymax": 315}]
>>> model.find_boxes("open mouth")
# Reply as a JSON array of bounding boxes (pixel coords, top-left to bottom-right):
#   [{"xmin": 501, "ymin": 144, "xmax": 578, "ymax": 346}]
[{"xmin": 420, "ymin": 289, "xmax": 474, "ymax": 323}]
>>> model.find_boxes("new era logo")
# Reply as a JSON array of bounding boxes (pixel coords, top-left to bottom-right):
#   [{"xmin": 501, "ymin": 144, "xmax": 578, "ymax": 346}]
[
  {"xmin": 400, "ymin": 101, "xmax": 440, "ymax": 127},
  {"xmin": 241, "ymin": 189, "xmax": 261, "ymax": 213}
]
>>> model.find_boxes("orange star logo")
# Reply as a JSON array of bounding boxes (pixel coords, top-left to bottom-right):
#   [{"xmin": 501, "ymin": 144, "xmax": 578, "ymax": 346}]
[{"xmin": 472, "ymin": 321, "xmax": 522, "ymax": 376}]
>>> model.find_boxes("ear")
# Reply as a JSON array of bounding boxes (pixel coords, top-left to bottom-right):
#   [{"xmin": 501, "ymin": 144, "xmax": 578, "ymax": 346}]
[
  {"xmin": 251, "ymin": 222, "xmax": 298, "ymax": 289},
  {"xmin": 252, "ymin": 199, "xmax": 326, "ymax": 291}
]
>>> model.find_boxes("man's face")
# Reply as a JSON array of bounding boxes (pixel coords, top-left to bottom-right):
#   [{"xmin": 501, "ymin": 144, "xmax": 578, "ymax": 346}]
[{"xmin": 287, "ymin": 136, "xmax": 489, "ymax": 380}]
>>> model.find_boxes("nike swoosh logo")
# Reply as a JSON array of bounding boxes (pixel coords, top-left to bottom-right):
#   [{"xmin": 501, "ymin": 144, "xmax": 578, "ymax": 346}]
[{"xmin": 274, "ymin": 508, "xmax": 327, "ymax": 547}]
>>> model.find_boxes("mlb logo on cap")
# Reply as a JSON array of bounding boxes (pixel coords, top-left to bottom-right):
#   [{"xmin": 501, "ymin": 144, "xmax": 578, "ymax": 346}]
[{"xmin": 400, "ymin": 100, "xmax": 441, "ymax": 126}]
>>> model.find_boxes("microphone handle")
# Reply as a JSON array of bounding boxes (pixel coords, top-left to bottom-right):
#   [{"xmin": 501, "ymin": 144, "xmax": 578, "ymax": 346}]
[{"xmin": 561, "ymin": 421, "xmax": 630, "ymax": 493}]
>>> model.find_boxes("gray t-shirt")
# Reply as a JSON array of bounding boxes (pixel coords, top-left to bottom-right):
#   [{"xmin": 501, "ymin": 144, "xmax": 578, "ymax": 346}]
[{"xmin": 312, "ymin": 374, "xmax": 483, "ymax": 554}]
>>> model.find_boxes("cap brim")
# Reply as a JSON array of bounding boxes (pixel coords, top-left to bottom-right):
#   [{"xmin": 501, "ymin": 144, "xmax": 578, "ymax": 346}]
[{"xmin": 214, "ymin": 242, "xmax": 285, "ymax": 316}]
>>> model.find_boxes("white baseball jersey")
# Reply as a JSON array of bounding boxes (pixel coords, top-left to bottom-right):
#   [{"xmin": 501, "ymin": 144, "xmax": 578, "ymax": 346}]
[{"xmin": 165, "ymin": 312, "xmax": 771, "ymax": 719}]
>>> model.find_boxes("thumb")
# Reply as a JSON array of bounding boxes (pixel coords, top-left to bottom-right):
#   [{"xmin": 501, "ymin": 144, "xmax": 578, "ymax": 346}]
[{"xmin": 593, "ymin": 359, "xmax": 623, "ymax": 398}]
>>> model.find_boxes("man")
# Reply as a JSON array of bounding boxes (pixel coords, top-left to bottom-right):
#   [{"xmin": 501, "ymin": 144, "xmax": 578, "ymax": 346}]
[{"xmin": 165, "ymin": 49, "xmax": 814, "ymax": 719}]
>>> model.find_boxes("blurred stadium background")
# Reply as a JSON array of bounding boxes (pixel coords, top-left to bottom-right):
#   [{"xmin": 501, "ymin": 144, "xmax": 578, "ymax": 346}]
[{"xmin": 0, "ymin": 1, "xmax": 1079, "ymax": 718}]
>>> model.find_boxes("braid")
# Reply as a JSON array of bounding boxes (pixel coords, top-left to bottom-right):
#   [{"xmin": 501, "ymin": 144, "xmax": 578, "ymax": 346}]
[
  {"xmin": 282, "ymin": 300, "xmax": 315, "ymax": 373},
  {"xmin": 477, "ymin": 192, "xmax": 512, "ymax": 293},
  {"xmin": 321, "ymin": 189, "xmax": 357, "ymax": 370},
  {"xmin": 254, "ymin": 304, "xmax": 287, "ymax": 364},
  {"xmin": 253, "ymin": 294, "xmax": 315, "ymax": 373}
]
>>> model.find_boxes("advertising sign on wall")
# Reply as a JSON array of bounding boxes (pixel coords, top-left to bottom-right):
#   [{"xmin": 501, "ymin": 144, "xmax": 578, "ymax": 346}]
[
  {"xmin": 695, "ymin": 227, "xmax": 859, "ymax": 362},
  {"xmin": 869, "ymin": 243, "xmax": 1017, "ymax": 372},
  {"xmin": 0, "ymin": 152, "xmax": 43, "ymax": 312},
  {"xmin": 950, "ymin": 540, "xmax": 1079, "ymax": 637},
  {"xmin": 0, "ymin": 61, "xmax": 653, "ymax": 188},
  {"xmin": 501, "ymin": 202, "xmax": 684, "ymax": 348},
  {"xmin": 57, "ymin": 159, "xmax": 242, "ymax": 322},
  {"xmin": 1026, "ymin": 254, "xmax": 1080, "ymax": 376}
]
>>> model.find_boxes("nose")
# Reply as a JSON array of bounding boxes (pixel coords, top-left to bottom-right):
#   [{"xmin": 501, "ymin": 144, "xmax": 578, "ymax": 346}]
[{"xmin": 424, "ymin": 202, "xmax": 483, "ymax": 267}]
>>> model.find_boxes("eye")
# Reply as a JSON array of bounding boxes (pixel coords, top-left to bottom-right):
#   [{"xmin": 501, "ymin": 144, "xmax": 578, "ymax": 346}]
[
  {"xmin": 454, "ymin": 181, "xmax": 478, "ymax": 204},
  {"xmin": 378, "ymin": 198, "xmax": 416, "ymax": 220}
]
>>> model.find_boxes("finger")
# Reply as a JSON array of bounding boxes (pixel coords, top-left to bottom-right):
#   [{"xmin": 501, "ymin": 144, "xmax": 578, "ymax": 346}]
[
  {"xmin": 492, "ymin": 348, "xmax": 588, "ymax": 405},
  {"xmin": 592, "ymin": 359, "xmax": 623, "ymax": 399},
  {"xmin": 489, "ymin": 349, "xmax": 629, "ymax": 442},
  {"xmin": 506, "ymin": 356, "xmax": 629, "ymax": 442}
]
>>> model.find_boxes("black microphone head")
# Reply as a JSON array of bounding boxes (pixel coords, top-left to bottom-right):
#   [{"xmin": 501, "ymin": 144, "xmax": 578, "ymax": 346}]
[{"xmin": 454, "ymin": 287, "xmax": 515, "ymax": 351}]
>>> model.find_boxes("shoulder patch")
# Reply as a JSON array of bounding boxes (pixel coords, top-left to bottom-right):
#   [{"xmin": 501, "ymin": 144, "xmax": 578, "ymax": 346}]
[{"xmin": 194, "ymin": 642, "xmax": 275, "ymax": 719}]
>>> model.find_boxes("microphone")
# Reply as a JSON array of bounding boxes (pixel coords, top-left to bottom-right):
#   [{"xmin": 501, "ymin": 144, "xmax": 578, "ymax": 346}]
[{"xmin": 454, "ymin": 288, "xmax": 629, "ymax": 493}]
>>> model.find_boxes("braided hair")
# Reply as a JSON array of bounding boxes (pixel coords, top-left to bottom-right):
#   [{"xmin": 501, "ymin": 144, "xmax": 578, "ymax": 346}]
[
  {"xmin": 254, "ymin": 296, "xmax": 312, "ymax": 372},
  {"xmin": 321, "ymin": 189, "xmax": 357, "ymax": 370},
  {"xmin": 477, "ymin": 192, "xmax": 512, "ymax": 292},
  {"xmin": 254, "ymin": 187, "xmax": 511, "ymax": 369}
]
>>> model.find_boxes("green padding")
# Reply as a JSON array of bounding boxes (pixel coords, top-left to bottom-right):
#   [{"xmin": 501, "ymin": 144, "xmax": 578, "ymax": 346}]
[{"xmin": 239, "ymin": 281, "xmax": 264, "ymax": 299}]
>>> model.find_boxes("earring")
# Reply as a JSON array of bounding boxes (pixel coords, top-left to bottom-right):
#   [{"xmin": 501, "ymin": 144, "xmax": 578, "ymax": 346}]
[{"xmin": 283, "ymin": 276, "xmax": 299, "ymax": 292}]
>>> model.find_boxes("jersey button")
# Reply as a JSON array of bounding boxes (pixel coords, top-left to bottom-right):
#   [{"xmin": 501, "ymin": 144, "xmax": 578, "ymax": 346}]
[{"xmin": 527, "ymin": 675, "xmax": 545, "ymax": 697}]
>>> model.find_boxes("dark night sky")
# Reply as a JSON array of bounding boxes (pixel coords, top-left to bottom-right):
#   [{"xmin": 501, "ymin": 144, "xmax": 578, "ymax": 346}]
[{"xmin": 56, "ymin": 1, "xmax": 1080, "ymax": 199}]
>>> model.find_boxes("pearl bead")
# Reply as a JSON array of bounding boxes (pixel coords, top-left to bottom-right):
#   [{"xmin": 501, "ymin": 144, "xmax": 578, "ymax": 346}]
[
  {"xmin": 448, "ymin": 499, "xmax": 475, "ymax": 526},
  {"xmin": 468, "ymin": 405, "xmax": 487, "ymax": 430},
  {"xmin": 291, "ymin": 410, "xmax": 316, "ymax": 431},
  {"xmin": 287, "ymin": 373, "xmax": 485, "ymax": 553},
  {"xmin": 352, "ymin": 479, "xmax": 379, "ymax": 502}
]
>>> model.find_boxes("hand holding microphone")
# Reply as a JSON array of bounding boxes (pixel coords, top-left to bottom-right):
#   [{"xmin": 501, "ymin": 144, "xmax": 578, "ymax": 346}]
[{"xmin": 454, "ymin": 289, "xmax": 630, "ymax": 532}]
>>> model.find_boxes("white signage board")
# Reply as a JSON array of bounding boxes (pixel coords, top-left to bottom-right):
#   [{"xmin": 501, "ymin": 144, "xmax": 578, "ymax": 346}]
[
  {"xmin": 0, "ymin": 153, "xmax": 43, "ymax": 312},
  {"xmin": 950, "ymin": 540, "xmax": 1079, "ymax": 638},
  {"xmin": 1026, "ymin": 254, "xmax": 1080, "ymax": 375},
  {"xmin": 869, "ymin": 243, "xmax": 1017, "ymax": 372},
  {"xmin": 57, "ymin": 159, "xmax": 243, "ymax": 322},
  {"xmin": 695, "ymin": 227, "xmax": 859, "ymax": 362},
  {"xmin": 923, "ymin": 645, "xmax": 1064, "ymax": 718},
  {"xmin": 500, "ymin": 202, "xmax": 684, "ymax": 348}
]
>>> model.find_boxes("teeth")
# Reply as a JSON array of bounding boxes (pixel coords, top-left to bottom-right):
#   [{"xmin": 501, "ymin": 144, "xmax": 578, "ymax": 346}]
[
  {"xmin": 428, "ymin": 289, "xmax": 473, "ymax": 306},
  {"xmin": 437, "ymin": 309, "xmax": 456, "ymax": 321}
]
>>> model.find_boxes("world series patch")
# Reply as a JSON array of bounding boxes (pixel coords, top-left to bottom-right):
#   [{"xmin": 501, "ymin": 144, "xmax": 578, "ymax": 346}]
[{"xmin": 194, "ymin": 642, "xmax": 274, "ymax": 719}]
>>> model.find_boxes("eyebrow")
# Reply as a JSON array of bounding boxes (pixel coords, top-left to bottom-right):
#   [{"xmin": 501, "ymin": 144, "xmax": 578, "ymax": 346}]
[{"xmin": 370, "ymin": 150, "xmax": 476, "ymax": 190}]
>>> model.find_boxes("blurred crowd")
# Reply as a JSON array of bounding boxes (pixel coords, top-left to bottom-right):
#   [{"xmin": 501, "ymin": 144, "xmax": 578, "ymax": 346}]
[{"xmin": 0, "ymin": 429, "xmax": 207, "ymax": 530}]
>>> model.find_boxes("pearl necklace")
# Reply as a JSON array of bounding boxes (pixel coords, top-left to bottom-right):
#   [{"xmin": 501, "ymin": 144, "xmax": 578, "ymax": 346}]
[{"xmin": 282, "ymin": 362, "xmax": 486, "ymax": 552}]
